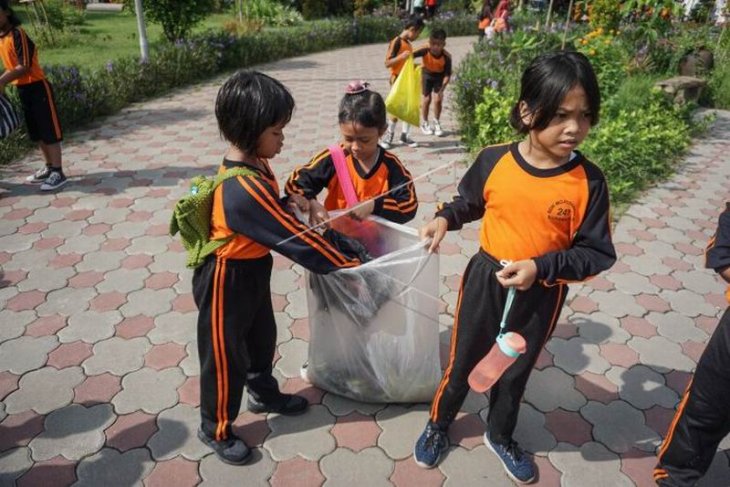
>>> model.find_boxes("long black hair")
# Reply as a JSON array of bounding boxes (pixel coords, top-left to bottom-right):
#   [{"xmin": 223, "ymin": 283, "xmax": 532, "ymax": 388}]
[
  {"xmin": 0, "ymin": 0, "xmax": 22, "ymax": 28},
  {"xmin": 215, "ymin": 70, "xmax": 295, "ymax": 155},
  {"xmin": 509, "ymin": 51, "xmax": 601, "ymax": 134}
]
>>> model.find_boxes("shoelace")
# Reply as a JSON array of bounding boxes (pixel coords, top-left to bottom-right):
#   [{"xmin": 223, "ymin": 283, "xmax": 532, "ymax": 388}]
[
  {"xmin": 504, "ymin": 441, "xmax": 524, "ymax": 462},
  {"xmin": 424, "ymin": 427, "xmax": 446, "ymax": 453}
]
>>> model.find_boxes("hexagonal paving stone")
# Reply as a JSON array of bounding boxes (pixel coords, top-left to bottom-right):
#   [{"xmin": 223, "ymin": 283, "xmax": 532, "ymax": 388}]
[
  {"xmin": 83, "ymin": 337, "xmax": 151, "ymax": 376},
  {"xmin": 75, "ymin": 448, "xmax": 154, "ymax": 487},
  {"xmin": 35, "ymin": 288, "xmax": 97, "ymax": 316},
  {"xmin": 331, "ymin": 412, "xmax": 381, "ymax": 452},
  {"xmin": 439, "ymin": 445, "xmax": 513, "ymax": 486},
  {"xmin": 546, "ymin": 337, "xmax": 610, "ymax": 375},
  {"xmin": 113, "ymin": 367, "xmax": 185, "ymax": 414},
  {"xmin": 524, "ymin": 367, "xmax": 587, "ymax": 412},
  {"xmin": 320, "ymin": 447, "xmax": 393, "ymax": 486},
  {"xmin": 16, "ymin": 267, "xmax": 76, "ymax": 293},
  {"xmin": 142, "ymin": 457, "xmax": 201, "ymax": 487},
  {"xmin": 0, "ymin": 336, "xmax": 58, "ymax": 375},
  {"xmin": 147, "ymin": 404, "xmax": 209, "ymax": 461},
  {"xmin": 29, "ymin": 403, "xmax": 115, "ymax": 461},
  {"xmin": 0, "ymin": 447, "xmax": 33, "ymax": 484},
  {"xmin": 660, "ymin": 290, "xmax": 718, "ymax": 317},
  {"xmin": 105, "ymin": 411, "xmax": 158, "ymax": 452},
  {"xmin": 4, "ymin": 366, "xmax": 85, "ymax": 414},
  {"xmin": 0, "ymin": 310, "xmax": 35, "ymax": 343},
  {"xmin": 270, "ymin": 456, "xmax": 326, "ymax": 487},
  {"xmin": 627, "ymin": 337, "xmax": 696, "ymax": 373},
  {"xmin": 58, "ymin": 310, "xmax": 123, "ymax": 344},
  {"xmin": 645, "ymin": 311, "xmax": 709, "ymax": 344},
  {"xmin": 605, "ymin": 365, "xmax": 678, "ymax": 410},
  {"xmin": 96, "ymin": 268, "xmax": 150, "ymax": 294},
  {"xmin": 74, "ymin": 373, "xmax": 123, "ymax": 405},
  {"xmin": 581, "ymin": 401, "xmax": 660, "ymax": 453},
  {"xmin": 321, "ymin": 393, "xmax": 386, "ymax": 417},
  {"xmin": 0, "ymin": 410, "xmax": 44, "ymax": 452},
  {"xmin": 16, "ymin": 455, "xmax": 77, "ymax": 487},
  {"xmin": 548, "ymin": 442, "xmax": 633, "ymax": 487},
  {"xmin": 120, "ymin": 288, "xmax": 176, "ymax": 317},
  {"xmin": 198, "ymin": 446, "xmax": 275, "ymax": 485},
  {"xmin": 605, "ymin": 272, "xmax": 659, "ymax": 296},
  {"xmin": 375, "ymin": 405, "xmax": 430, "ymax": 460},
  {"xmin": 264, "ymin": 404, "xmax": 336, "ymax": 461},
  {"xmin": 511, "ymin": 403, "xmax": 557, "ymax": 455},
  {"xmin": 275, "ymin": 338, "xmax": 309, "ymax": 379},
  {"xmin": 149, "ymin": 312, "xmax": 196, "ymax": 345},
  {"xmin": 591, "ymin": 290, "xmax": 646, "ymax": 318}
]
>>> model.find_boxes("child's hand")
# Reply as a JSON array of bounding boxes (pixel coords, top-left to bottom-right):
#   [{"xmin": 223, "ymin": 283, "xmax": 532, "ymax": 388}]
[
  {"xmin": 309, "ymin": 199, "xmax": 330, "ymax": 228},
  {"xmin": 348, "ymin": 199, "xmax": 375, "ymax": 221},
  {"xmin": 419, "ymin": 216, "xmax": 448, "ymax": 253},
  {"xmin": 496, "ymin": 260, "xmax": 538, "ymax": 290},
  {"xmin": 398, "ymin": 51, "xmax": 411, "ymax": 61},
  {"xmin": 287, "ymin": 194, "xmax": 310, "ymax": 213}
]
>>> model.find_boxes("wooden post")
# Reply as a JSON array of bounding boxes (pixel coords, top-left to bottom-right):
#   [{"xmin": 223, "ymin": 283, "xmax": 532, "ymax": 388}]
[
  {"xmin": 545, "ymin": 0, "xmax": 555, "ymax": 29},
  {"xmin": 561, "ymin": 0, "xmax": 575, "ymax": 49},
  {"xmin": 134, "ymin": 0, "xmax": 149, "ymax": 63},
  {"xmin": 237, "ymin": 0, "xmax": 243, "ymax": 24}
]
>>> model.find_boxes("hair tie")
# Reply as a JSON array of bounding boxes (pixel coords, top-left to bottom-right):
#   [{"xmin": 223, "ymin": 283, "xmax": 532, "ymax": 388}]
[{"xmin": 345, "ymin": 80, "xmax": 370, "ymax": 95}]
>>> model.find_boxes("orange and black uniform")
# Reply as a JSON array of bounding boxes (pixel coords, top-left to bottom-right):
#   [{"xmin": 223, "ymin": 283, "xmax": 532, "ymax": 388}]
[
  {"xmin": 0, "ymin": 27, "xmax": 62, "ymax": 143},
  {"xmin": 285, "ymin": 147, "xmax": 418, "ymax": 224},
  {"xmin": 386, "ymin": 35, "xmax": 414, "ymax": 83},
  {"xmin": 655, "ymin": 203, "xmax": 730, "ymax": 486},
  {"xmin": 412, "ymin": 47, "xmax": 451, "ymax": 96},
  {"xmin": 193, "ymin": 159, "xmax": 360, "ymax": 442},
  {"xmin": 430, "ymin": 143, "xmax": 615, "ymax": 444}
]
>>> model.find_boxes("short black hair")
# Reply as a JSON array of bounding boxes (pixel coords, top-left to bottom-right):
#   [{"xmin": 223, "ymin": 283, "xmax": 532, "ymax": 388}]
[
  {"xmin": 430, "ymin": 29, "xmax": 447, "ymax": 41},
  {"xmin": 338, "ymin": 89, "xmax": 387, "ymax": 131},
  {"xmin": 215, "ymin": 70, "xmax": 294, "ymax": 155},
  {"xmin": 404, "ymin": 15, "xmax": 425, "ymax": 31},
  {"xmin": 0, "ymin": 0, "xmax": 22, "ymax": 27},
  {"xmin": 509, "ymin": 51, "xmax": 601, "ymax": 134}
]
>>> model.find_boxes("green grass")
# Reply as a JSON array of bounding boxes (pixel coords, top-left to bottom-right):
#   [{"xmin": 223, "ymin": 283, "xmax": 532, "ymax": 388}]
[{"xmin": 20, "ymin": 11, "xmax": 235, "ymax": 70}]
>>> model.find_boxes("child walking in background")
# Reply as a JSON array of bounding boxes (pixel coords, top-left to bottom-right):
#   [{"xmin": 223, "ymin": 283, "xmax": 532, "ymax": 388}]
[
  {"xmin": 413, "ymin": 29, "xmax": 451, "ymax": 137},
  {"xmin": 382, "ymin": 15, "xmax": 424, "ymax": 149},
  {"xmin": 654, "ymin": 203, "xmax": 730, "ymax": 486},
  {"xmin": 0, "ymin": 0, "xmax": 67, "ymax": 191},
  {"xmin": 194, "ymin": 70, "xmax": 361, "ymax": 465},
  {"xmin": 286, "ymin": 80, "xmax": 417, "ymax": 227},
  {"xmin": 414, "ymin": 51, "xmax": 616, "ymax": 484}
]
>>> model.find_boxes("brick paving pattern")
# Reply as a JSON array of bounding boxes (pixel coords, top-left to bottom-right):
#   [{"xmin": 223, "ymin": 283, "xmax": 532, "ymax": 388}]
[{"xmin": 1, "ymin": 36, "xmax": 729, "ymax": 486}]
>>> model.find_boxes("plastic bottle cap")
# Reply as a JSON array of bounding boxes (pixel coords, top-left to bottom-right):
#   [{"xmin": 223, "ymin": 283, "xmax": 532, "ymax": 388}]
[{"xmin": 497, "ymin": 332, "xmax": 527, "ymax": 358}]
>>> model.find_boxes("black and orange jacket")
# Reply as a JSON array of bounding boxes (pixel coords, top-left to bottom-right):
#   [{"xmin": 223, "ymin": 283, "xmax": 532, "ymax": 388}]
[
  {"xmin": 285, "ymin": 147, "xmax": 418, "ymax": 224},
  {"xmin": 412, "ymin": 47, "xmax": 452, "ymax": 77},
  {"xmin": 706, "ymin": 202, "xmax": 730, "ymax": 303},
  {"xmin": 386, "ymin": 35, "xmax": 413, "ymax": 79},
  {"xmin": 436, "ymin": 143, "xmax": 616, "ymax": 285},
  {"xmin": 210, "ymin": 159, "xmax": 360, "ymax": 273},
  {"xmin": 0, "ymin": 27, "xmax": 45, "ymax": 86}
]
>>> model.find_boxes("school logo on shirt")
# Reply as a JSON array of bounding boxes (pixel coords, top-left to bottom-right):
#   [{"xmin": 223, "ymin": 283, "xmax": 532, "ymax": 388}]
[{"xmin": 547, "ymin": 200, "xmax": 576, "ymax": 222}]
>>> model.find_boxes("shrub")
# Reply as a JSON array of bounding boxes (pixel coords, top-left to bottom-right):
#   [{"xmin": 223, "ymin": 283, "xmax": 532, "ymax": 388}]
[
  {"xmin": 132, "ymin": 0, "xmax": 217, "ymax": 42},
  {"xmin": 240, "ymin": 0, "xmax": 303, "ymax": 26},
  {"xmin": 576, "ymin": 28, "xmax": 629, "ymax": 97}
]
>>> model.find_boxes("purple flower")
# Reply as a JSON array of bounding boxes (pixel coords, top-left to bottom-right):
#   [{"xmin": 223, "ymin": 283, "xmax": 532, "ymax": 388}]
[{"xmin": 105, "ymin": 61, "xmax": 114, "ymax": 73}]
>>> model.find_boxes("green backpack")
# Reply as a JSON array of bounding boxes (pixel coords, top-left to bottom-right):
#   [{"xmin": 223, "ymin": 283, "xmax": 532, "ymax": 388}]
[{"xmin": 170, "ymin": 167, "xmax": 256, "ymax": 268}]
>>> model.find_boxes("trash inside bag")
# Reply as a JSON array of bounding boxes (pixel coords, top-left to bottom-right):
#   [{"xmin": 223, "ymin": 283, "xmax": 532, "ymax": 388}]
[{"xmin": 304, "ymin": 214, "xmax": 441, "ymax": 403}]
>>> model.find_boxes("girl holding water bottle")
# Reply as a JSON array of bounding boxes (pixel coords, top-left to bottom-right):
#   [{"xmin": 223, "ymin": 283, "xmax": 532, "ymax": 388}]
[{"xmin": 413, "ymin": 51, "xmax": 616, "ymax": 484}]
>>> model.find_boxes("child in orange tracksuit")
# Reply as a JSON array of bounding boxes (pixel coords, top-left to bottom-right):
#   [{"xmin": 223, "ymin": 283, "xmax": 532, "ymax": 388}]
[
  {"xmin": 194, "ymin": 70, "xmax": 361, "ymax": 466},
  {"xmin": 654, "ymin": 203, "xmax": 730, "ymax": 486},
  {"xmin": 414, "ymin": 51, "xmax": 616, "ymax": 484},
  {"xmin": 0, "ymin": 0, "xmax": 67, "ymax": 191},
  {"xmin": 285, "ymin": 81, "xmax": 417, "ymax": 228}
]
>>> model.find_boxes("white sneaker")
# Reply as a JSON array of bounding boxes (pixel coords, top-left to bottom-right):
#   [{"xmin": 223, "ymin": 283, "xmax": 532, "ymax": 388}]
[
  {"xmin": 420, "ymin": 121, "xmax": 433, "ymax": 135},
  {"xmin": 380, "ymin": 130, "xmax": 394, "ymax": 149},
  {"xmin": 433, "ymin": 120, "xmax": 444, "ymax": 137}
]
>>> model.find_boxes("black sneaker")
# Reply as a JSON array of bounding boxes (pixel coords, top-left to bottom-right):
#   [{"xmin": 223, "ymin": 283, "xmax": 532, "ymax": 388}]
[
  {"xmin": 197, "ymin": 428, "xmax": 251, "ymax": 465},
  {"xmin": 399, "ymin": 133, "xmax": 419, "ymax": 148},
  {"xmin": 26, "ymin": 166, "xmax": 52, "ymax": 183},
  {"xmin": 484, "ymin": 433, "xmax": 536, "ymax": 484},
  {"xmin": 40, "ymin": 170, "xmax": 68, "ymax": 191},
  {"xmin": 247, "ymin": 393, "xmax": 308, "ymax": 415},
  {"xmin": 413, "ymin": 422, "xmax": 449, "ymax": 468}
]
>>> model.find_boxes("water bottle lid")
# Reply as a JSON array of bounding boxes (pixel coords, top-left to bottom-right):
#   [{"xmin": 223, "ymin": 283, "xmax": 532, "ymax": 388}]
[{"xmin": 497, "ymin": 332, "xmax": 526, "ymax": 358}]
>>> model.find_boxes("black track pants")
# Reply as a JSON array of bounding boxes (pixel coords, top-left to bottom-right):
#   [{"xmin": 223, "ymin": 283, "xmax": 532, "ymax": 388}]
[
  {"xmin": 655, "ymin": 307, "xmax": 730, "ymax": 486},
  {"xmin": 430, "ymin": 250, "xmax": 567, "ymax": 445},
  {"xmin": 192, "ymin": 254, "xmax": 277, "ymax": 441}
]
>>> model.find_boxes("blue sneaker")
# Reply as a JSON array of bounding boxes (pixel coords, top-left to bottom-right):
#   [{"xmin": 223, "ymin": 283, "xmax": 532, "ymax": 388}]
[
  {"xmin": 484, "ymin": 433, "xmax": 535, "ymax": 484},
  {"xmin": 414, "ymin": 422, "xmax": 449, "ymax": 468}
]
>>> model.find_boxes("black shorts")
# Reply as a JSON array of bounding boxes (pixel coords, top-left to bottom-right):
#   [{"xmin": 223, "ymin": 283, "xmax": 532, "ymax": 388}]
[
  {"xmin": 17, "ymin": 80, "xmax": 63, "ymax": 144},
  {"xmin": 422, "ymin": 72, "xmax": 445, "ymax": 96}
]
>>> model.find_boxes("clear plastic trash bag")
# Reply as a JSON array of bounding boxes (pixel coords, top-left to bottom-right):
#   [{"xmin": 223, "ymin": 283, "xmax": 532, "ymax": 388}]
[{"xmin": 303, "ymin": 213, "xmax": 441, "ymax": 403}]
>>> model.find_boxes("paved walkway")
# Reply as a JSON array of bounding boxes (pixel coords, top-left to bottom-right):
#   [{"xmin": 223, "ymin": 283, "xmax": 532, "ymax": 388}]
[{"xmin": 1, "ymin": 37, "xmax": 729, "ymax": 487}]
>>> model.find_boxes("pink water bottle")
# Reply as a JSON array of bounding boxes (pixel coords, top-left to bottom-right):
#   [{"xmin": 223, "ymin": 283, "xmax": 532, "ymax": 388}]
[{"xmin": 468, "ymin": 331, "xmax": 527, "ymax": 393}]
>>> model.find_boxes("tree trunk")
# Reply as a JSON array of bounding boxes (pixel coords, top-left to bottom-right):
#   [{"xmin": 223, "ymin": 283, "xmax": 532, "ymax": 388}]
[{"xmin": 134, "ymin": 0, "xmax": 149, "ymax": 63}]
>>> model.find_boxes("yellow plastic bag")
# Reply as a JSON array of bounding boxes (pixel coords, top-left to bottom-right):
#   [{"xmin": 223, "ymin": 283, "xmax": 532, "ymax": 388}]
[{"xmin": 385, "ymin": 56, "xmax": 421, "ymax": 127}]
